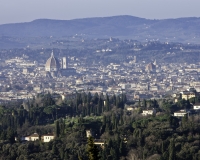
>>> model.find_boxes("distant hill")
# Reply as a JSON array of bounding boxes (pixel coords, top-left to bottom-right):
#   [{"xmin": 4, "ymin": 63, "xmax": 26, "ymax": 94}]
[{"xmin": 0, "ymin": 15, "xmax": 200, "ymax": 43}]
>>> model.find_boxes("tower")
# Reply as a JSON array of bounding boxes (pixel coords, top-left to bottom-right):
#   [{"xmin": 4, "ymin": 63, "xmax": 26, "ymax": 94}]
[
  {"xmin": 153, "ymin": 59, "xmax": 157, "ymax": 66},
  {"xmin": 62, "ymin": 57, "xmax": 67, "ymax": 69},
  {"xmin": 134, "ymin": 56, "xmax": 137, "ymax": 63}
]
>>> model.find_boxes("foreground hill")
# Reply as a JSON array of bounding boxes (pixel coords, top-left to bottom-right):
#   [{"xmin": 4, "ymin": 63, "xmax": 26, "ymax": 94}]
[{"xmin": 0, "ymin": 15, "xmax": 200, "ymax": 43}]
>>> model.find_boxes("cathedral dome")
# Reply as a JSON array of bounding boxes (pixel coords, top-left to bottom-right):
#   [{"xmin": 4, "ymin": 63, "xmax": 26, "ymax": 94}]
[
  {"xmin": 145, "ymin": 62, "xmax": 156, "ymax": 72},
  {"xmin": 45, "ymin": 52, "xmax": 60, "ymax": 72}
]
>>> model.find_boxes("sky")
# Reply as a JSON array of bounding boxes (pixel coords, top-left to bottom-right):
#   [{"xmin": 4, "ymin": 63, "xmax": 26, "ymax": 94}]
[{"xmin": 0, "ymin": 0, "xmax": 200, "ymax": 24}]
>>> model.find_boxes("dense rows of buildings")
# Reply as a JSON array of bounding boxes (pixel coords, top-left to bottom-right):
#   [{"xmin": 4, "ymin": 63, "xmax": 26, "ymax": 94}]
[{"xmin": 0, "ymin": 49, "xmax": 200, "ymax": 104}]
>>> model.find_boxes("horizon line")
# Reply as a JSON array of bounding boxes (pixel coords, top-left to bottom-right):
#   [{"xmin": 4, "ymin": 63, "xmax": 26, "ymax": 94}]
[{"xmin": 1, "ymin": 15, "xmax": 200, "ymax": 25}]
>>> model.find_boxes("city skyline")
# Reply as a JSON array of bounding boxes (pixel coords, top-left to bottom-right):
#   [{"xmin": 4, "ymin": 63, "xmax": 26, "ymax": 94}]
[{"xmin": 1, "ymin": 0, "xmax": 200, "ymax": 24}]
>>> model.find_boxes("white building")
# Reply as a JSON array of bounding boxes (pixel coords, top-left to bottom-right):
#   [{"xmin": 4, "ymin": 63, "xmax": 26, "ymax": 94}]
[
  {"xmin": 193, "ymin": 103, "xmax": 200, "ymax": 110},
  {"xmin": 173, "ymin": 110, "xmax": 189, "ymax": 117},
  {"xmin": 142, "ymin": 109, "xmax": 156, "ymax": 116},
  {"xmin": 41, "ymin": 134, "xmax": 55, "ymax": 142},
  {"xmin": 25, "ymin": 133, "xmax": 39, "ymax": 141},
  {"xmin": 86, "ymin": 130, "xmax": 93, "ymax": 138}
]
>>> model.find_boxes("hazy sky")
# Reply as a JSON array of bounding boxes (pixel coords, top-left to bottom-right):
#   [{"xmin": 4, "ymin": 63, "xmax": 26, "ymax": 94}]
[{"xmin": 0, "ymin": 0, "xmax": 200, "ymax": 24}]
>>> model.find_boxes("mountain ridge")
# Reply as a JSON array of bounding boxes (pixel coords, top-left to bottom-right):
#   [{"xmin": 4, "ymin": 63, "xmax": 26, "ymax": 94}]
[{"xmin": 0, "ymin": 15, "xmax": 200, "ymax": 43}]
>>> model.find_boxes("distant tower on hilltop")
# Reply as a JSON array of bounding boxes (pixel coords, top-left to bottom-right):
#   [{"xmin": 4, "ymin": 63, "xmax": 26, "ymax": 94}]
[
  {"xmin": 134, "ymin": 56, "xmax": 137, "ymax": 63},
  {"xmin": 153, "ymin": 59, "xmax": 157, "ymax": 66},
  {"xmin": 62, "ymin": 57, "xmax": 68, "ymax": 69}
]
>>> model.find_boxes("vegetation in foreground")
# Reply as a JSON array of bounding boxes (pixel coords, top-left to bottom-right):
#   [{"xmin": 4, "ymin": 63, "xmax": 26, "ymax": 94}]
[{"xmin": 0, "ymin": 92, "xmax": 200, "ymax": 160}]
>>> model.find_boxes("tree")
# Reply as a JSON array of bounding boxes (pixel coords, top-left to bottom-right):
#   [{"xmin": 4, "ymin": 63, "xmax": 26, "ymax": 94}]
[
  {"xmin": 168, "ymin": 138, "xmax": 175, "ymax": 160},
  {"xmin": 55, "ymin": 120, "xmax": 60, "ymax": 138},
  {"xmin": 97, "ymin": 97, "xmax": 103, "ymax": 115},
  {"xmin": 87, "ymin": 92, "xmax": 92, "ymax": 104},
  {"xmin": 138, "ymin": 99, "xmax": 141, "ymax": 107},
  {"xmin": 126, "ymin": 149, "xmax": 139, "ymax": 160},
  {"xmin": 52, "ymin": 142, "xmax": 58, "ymax": 155},
  {"xmin": 43, "ymin": 93, "xmax": 55, "ymax": 107},
  {"xmin": 87, "ymin": 136, "xmax": 100, "ymax": 160},
  {"xmin": 43, "ymin": 106, "xmax": 55, "ymax": 120},
  {"xmin": 6, "ymin": 128, "xmax": 15, "ymax": 143},
  {"xmin": 182, "ymin": 114, "xmax": 188, "ymax": 129},
  {"xmin": 92, "ymin": 93, "xmax": 99, "ymax": 104},
  {"xmin": 105, "ymin": 94, "xmax": 110, "ymax": 111},
  {"xmin": 143, "ymin": 99, "xmax": 147, "ymax": 108}
]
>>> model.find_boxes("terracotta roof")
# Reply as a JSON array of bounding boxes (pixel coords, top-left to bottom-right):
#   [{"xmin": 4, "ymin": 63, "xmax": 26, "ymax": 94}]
[
  {"xmin": 41, "ymin": 134, "xmax": 54, "ymax": 137},
  {"xmin": 29, "ymin": 133, "xmax": 39, "ymax": 137}
]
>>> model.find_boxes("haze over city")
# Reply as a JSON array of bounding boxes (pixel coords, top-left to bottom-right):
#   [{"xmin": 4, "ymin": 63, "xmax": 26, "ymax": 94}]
[
  {"xmin": 0, "ymin": 0, "xmax": 200, "ymax": 159},
  {"xmin": 1, "ymin": 0, "xmax": 200, "ymax": 24}
]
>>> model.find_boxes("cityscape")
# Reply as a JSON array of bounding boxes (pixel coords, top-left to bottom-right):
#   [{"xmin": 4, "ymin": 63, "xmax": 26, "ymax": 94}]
[
  {"xmin": 0, "ymin": 1, "xmax": 200, "ymax": 160},
  {"xmin": 1, "ymin": 39, "xmax": 200, "ymax": 103}
]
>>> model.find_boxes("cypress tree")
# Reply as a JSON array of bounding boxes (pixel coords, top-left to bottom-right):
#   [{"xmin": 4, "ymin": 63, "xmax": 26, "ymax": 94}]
[
  {"xmin": 169, "ymin": 138, "xmax": 175, "ymax": 160},
  {"xmin": 116, "ymin": 95, "xmax": 120, "ymax": 108},
  {"xmin": 161, "ymin": 141, "xmax": 165, "ymax": 154},
  {"xmin": 143, "ymin": 99, "xmax": 147, "ymax": 108},
  {"xmin": 139, "ymin": 99, "xmax": 141, "ymax": 107},
  {"xmin": 6, "ymin": 128, "xmax": 15, "ymax": 143},
  {"xmin": 113, "ymin": 94, "xmax": 116, "ymax": 106},
  {"xmin": 55, "ymin": 120, "xmax": 60, "ymax": 138},
  {"xmin": 103, "ymin": 116, "xmax": 106, "ymax": 126},
  {"xmin": 87, "ymin": 136, "xmax": 100, "ymax": 160},
  {"xmin": 52, "ymin": 142, "xmax": 58, "ymax": 155}
]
